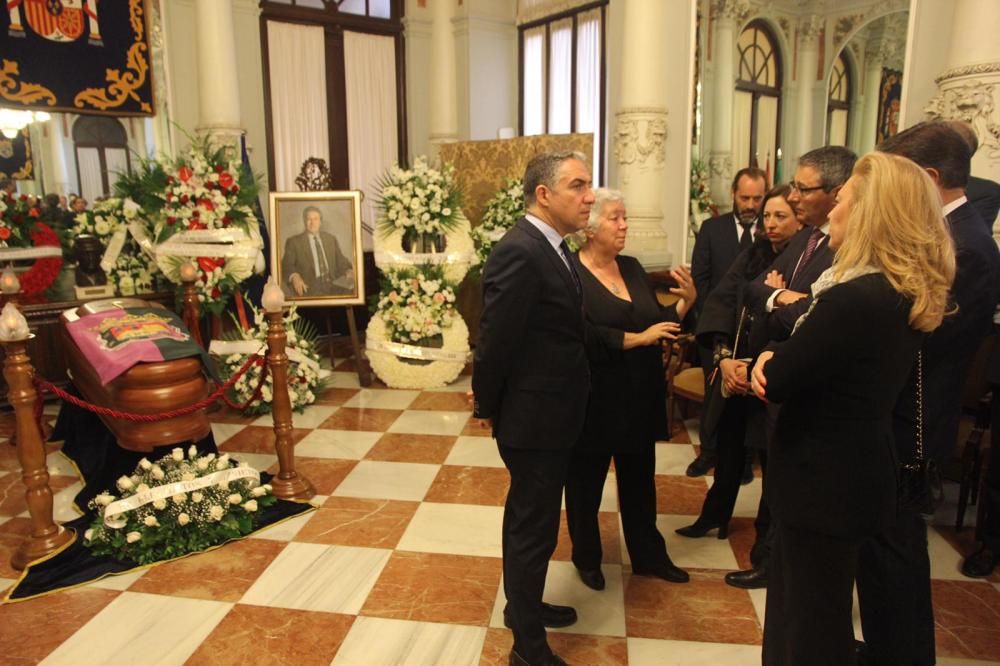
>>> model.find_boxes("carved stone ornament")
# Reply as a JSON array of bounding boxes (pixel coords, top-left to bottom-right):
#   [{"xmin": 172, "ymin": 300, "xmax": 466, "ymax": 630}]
[
  {"xmin": 711, "ymin": 0, "xmax": 751, "ymax": 24},
  {"xmin": 295, "ymin": 157, "xmax": 335, "ymax": 192},
  {"xmin": 925, "ymin": 76, "xmax": 1000, "ymax": 160},
  {"xmin": 798, "ymin": 16, "xmax": 824, "ymax": 41},
  {"xmin": 614, "ymin": 109, "xmax": 668, "ymax": 184},
  {"xmin": 708, "ymin": 153, "xmax": 733, "ymax": 180}
]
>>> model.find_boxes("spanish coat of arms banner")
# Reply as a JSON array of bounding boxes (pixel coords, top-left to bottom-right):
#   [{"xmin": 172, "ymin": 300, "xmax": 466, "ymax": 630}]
[{"xmin": 0, "ymin": 0, "xmax": 154, "ymax": 116}]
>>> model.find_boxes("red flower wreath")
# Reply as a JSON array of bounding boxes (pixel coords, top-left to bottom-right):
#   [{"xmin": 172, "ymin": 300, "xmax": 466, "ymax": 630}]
[{"xmin": 17, "ymin": 223, "xmax": 63, "ymax": 296}]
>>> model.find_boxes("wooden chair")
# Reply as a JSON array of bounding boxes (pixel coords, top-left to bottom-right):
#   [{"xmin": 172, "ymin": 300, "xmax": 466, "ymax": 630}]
[{"xmin": 664, "ymin": 333, "xmax": 703, "ymax": 436}]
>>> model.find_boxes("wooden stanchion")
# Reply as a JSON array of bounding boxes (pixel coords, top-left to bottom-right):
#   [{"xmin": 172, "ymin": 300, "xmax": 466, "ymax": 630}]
[
  {"xmin": 3, "ymin": 335, "xmax": 74, "ymax": 570},
  {"xmin": 265, "ymin": 308, "xmax": 315, "ymax": 500},
  {"xmin": 180, "ymin": 263, "xmax": 204, "ymax": 349}
]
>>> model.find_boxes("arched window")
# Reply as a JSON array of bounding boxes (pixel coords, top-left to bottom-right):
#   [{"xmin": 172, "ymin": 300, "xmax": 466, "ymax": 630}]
[
  {"xmin": 826, "ymin": 53, "xmax": 851, "ymax": 146},
  {"xmin": 73, "ymin": 116, "xmax": 131, "ymax": 203},
  {"xmin": 734, "ymin": 21, "xmax": 781, "ymax": 174}
]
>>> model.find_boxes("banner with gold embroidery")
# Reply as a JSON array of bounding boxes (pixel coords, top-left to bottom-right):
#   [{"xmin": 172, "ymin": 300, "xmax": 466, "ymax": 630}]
[
  {"xmin": 0, "ymin": 0, "xmax": 153, "ymax": 116},
  {"xmin": 0, "ymin": 129, "xmax": 32, "ymax": 181}
]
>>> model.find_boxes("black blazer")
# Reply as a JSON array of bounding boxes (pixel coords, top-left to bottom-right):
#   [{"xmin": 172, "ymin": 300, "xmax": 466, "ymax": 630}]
[
  {"xmin": 473, "ymin": 218, "xmax": 590, "ymax": 450},
  {"xmin": 745, "ymin": 226, "xmax": 834, "ymax": 343},
  {"xmin": 892, "ymin": 202, "xmax": 1000, "ymax": 461},
  {"xmin": 574, "ymin": 254, "xmax": 678, "ymax": 453},
  {"xmin": 967, "ymin": 176, "xmax": 1000, "ymax": 233},
  {"xmin": 691, "ymin": 213, "xmax": 748, "ymax": 313},
  {"xmin": 764, "ymin": 274, "xmax": 922, "ymax": 538}
]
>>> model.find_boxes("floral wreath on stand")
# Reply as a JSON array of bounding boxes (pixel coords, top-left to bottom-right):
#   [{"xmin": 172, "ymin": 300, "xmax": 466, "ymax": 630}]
[
  {"xmin": 118, "ymin": 137, "xmax": 264, "ymax": 314},
  {"xmin": 367, "ymin": 157, "xmax": 472, "ymax": 389},
  {"xmin": 84, "ymin": 446, "xmax": 277, "ymax": 566},
  {"xmin": 689, "ymin": 156, "xmax": 717, "ymax": 236},
  {"xmin": 0, "ymin": 193, "xmax": 63, "ymax": 295},
  {"xmin": 210, "ymin": 302, "xmax": 328, "ymax": 416},
  {"xmin": 71, "ymin": 197, "xmax": 161, "ymax": 294},
  {"xmin": 470, "ymin": 177, "xmax": 524, "ymax": 278}
]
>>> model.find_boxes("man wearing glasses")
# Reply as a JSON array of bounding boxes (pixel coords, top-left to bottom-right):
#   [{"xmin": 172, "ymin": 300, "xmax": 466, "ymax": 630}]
[{"xmin": 724, "ymin": 145, "xmax": 858, "ymax": 591}]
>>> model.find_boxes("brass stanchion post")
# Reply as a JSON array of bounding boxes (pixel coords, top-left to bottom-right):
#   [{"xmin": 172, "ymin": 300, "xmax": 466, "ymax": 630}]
[{"xmin": 262, "ymin": 281, "xmax": 314, "ymax": 500}]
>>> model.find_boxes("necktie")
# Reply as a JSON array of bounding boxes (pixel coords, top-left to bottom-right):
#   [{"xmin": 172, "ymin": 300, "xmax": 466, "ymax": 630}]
[
  {"xmin": 739, "ymin": 220, "xmax": 754, "ymax": 250},
  {"xmin": 790, "ymin": 228, "xmax": 825, "ymax": 286},
  {"xmin": 559, "ymin": 240, "xmax": 582, "ymax": 294},
  {"xmin": 313, "ymin": 235, "xmax": 329, "ymax": 278}
]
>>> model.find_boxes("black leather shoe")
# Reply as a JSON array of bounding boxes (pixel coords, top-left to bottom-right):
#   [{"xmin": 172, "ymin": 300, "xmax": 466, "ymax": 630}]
[
  {"xmin": 962, "ymin": 544, "xmax": 999, "ymax": 578},
  {"xmin": 632, "ymin": 560, "xmax": 690, "ymax": 583},
  {"xmin": 686, "ymin": 452, "xmax": 716, "ymax": 477},
  {"xmin": 503, "ymin": 602, "xmax": 578, "ymax": 629},
  {"xmin": 577, "ymin": 567, "xmax": 605, "ymax": 590},
  {"xmin": 509, "ymin": 649, "xmax": 568, "ymax": 666},
  {"xmin": 724, "ymin": 566, "xmax": 768, "ymax": 589},
  {"xmin": 675, "ymin": 521, "xmax": 729, "ymax": 539}
]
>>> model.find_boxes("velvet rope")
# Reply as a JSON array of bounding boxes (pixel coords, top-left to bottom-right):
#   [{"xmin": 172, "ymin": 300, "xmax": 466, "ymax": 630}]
[{"xmin": 33, "ymin": 349, "xmax": 268, "ymax": 423}]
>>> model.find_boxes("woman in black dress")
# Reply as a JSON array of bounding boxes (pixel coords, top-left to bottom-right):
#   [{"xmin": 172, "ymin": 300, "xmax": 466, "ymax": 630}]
[
  {"xmin": 675, "ymin": 185, "xmax": 801, "ymax": 541},
  {"xmin": 566, "ymin": 188, "xmax": 695, "ymax": 589},
  {"xmin": 751, "ymin": 152, "xmax": 955, "ymax": 664}
]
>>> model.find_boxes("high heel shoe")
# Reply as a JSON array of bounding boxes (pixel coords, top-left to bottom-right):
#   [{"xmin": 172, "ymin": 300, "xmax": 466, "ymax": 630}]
[{"xmin": 674, "ymin": 521, "xmax": 729, "ymax": 539}]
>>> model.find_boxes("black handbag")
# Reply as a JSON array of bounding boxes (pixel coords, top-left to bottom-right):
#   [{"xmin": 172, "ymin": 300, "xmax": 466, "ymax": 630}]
[{"xmin": 898, "ymin": 351, "xmax": 944, "ymax": 516}]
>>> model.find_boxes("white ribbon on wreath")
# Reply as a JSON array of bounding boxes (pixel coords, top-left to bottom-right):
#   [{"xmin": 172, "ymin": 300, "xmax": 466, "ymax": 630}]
[
  {"xmin": 365, "ymin": 313, "xmax": 469, "ymax": 389},
  {"xmin": 155, "ymin": 227, "xmax": 266, "ymax": 285},
  {"xmin": 374, "ymin": 210, "xmax": 474, "ymax": 283},
  {"xmin": 101, "ymin": 220, "xmax": 158, "ymax": 274}
]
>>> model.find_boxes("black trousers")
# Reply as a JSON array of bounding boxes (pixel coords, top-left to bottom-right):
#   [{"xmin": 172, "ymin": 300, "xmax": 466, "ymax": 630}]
[
  {"xmin": 979, "ymin": 385, "xmax": 1000, "ymax": 548},
  {"xmin": 498, "ymin": 445, "xmax": 571, "ymax": 662},
  {"xmin": 856, "ymin": 508, "xmax": 935, "ymax": 665},
  {"xmin": 750, "ymin": 448, "xmax": 772, "ymax": 568},
  {"xmin": 698, "ymin": 342, "xmax": 719, "ymax": 454},
  {"xmin": 697, "ymin": 396, "xmax": 751, "ymax": 527},
  {"xmin": 763, "ymin": 521, "xmax": 861, "ymax": 666},
  {"xmin": 565, "ymin": 443, "xmax": 668, "ymax": 571}
]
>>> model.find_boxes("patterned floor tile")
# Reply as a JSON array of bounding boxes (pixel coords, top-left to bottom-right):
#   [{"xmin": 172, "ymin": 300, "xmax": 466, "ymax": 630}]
[
  {"xmin": 397, "ymin": 502, "xmax": 504, "ymax": 558},
  {"xmin": 933, "ymin": 578, "xmax": 1000, "ymax": 661},
  {"xmin": 0, "ymin": 587, "xmax": 121, "ymax": 663},
  {"xmin": 655, "ymin": 475, "xmax": 709, "ymax": 516},
  {"xmin": 410, "ymin": 391, "xmax": 474, "ymax": 412},
  {"xmin": 270, "ymin": 457, "xmax": 358, "ymax": 495},
  {"xmin": 552, "ymin": 510, "xmax": 622, "ymax": 564},
  {"xmin": 294, "ymin": 429, "xmax": 381, "ymax": 460},
  {"xmin": 388, "ymin": 411, "xmax": 470, "ymax": 436},
  {"xmin": 312, "ymin": 387, "xmax": 362, "ymax": 406},
  {"xmin": 445, "ymin": 436, "xmax": 504, "ymax": 468},
  {"xmin": 218, "ymin": 424, "xmax": 311, "ymax": 453},
  {"xmin": 479, "ymin": 627, "xmax": 628, "ymax": 665},
  {"xmin": 334, "ymin": 616, "xmax": 486, "ymax": 666},
  {"xmin": 296, "ymin": 497, "xmax": 419, "ymax": 549},
  {"xmin": 333, "ymin": 460, "xmax": 440, "ymax": 502},
  {"xmin": 343, "ymin": 388, "xmax": 420, "ymax": 410},
  {"xmin": 366, "ymin": 433, "xmax": 458, "ymax": 464},
  {"xmin": 424, "ymin": 466, "xmax": 510, "ymax": 506},
  {"xmin": 319, "ymin": 407, "xmax": 403, "ymax": 432}
]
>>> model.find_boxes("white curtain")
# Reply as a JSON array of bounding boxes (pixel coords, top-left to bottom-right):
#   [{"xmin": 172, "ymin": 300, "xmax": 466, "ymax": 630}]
[
  {"xmin": 828, "ymin": 109, "xmax": 848, "ymax": 146},
  {"xmin": 522, "ymin": 27, "xmax": 546, "ymax": 136},
  {"xmin": 105, "ymin": 148, "xmax": 129, "ymax": 192},
  {"xmin": 576, "ymin": 8, "xmax": 601, "ymax": 183},
  {"xmin": 267, "ymin": 21, "xmax": 329, "ymax": 192},
  {"xmin": 547, "ymin": 18, "xmax": 573, "ymax": 134},
  {"xmin": 344, "ymin": 31, "xmax": 398, "ymax": 250},
  {"xmin": 76, "ymin": 147, "xmax": 102, "ymax": 203},
  {"xmin": 731, "ymin": 90, "xmax": 753, "ymax": 171},
  {"xmin": 756, "ymin": 95, "xmax": 779, "ymax": 175}
]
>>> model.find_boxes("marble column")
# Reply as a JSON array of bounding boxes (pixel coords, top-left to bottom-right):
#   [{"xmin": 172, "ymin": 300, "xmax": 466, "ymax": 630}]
[
  {"xmin": 924, "ymin": 0, "xmax": 1000, "ymax": 186},
  {"xmin": 193, "ymin": 0, "xmax": 243, "ymax": 152},
  {"xmin": 614, "ymin": 0, "xmax": 670, "ymax": 268},
  {"xmin": 707, "ymin": 0, "xmax": 744, "ymax": 205},
  {"xmin": 795, "ymin": 17, "xmax": 823, "ymax": 162},
  {"xmin": 858, "ymin": 48, "xmax": 883, "ymax": 155},
  {"xmin": 428, "ymin": 0, "xmax": 459, "ymax": 155},
  {"xmin": 46, "ymin": 115, "xmax": 70, "ymax": 196}
]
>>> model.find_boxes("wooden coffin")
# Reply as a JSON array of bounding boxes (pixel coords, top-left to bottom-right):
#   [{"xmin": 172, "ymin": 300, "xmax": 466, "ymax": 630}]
[{"xmin": 60, "ymin": 298, "xmax": 211, "ymax": 452}]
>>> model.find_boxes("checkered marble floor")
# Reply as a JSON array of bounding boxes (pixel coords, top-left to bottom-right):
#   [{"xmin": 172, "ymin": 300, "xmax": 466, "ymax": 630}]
[{"xmin": 1, "ymin": 363, "xmax": 999, "ymax": 665}]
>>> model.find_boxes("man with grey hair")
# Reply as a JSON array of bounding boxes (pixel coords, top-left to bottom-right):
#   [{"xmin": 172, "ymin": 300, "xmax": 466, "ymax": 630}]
[{"xmin": 473, "ymin": 150, "xmax": 594, "ymax": 666}]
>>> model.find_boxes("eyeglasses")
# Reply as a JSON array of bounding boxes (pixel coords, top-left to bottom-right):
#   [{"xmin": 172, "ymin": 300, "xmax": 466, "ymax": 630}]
[{"xmin": 789, "ymin": 182, "xmax": 826, "ymax": 195}]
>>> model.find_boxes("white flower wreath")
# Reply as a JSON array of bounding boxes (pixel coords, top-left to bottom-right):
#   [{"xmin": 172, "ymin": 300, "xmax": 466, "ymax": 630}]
[
  {"xmin": 365, "ymin": 313, "xmax": 469, "ymax": 389},
  {"xmin": 374, "ymin": 210, "xmax": 474, "ymax": 283}
]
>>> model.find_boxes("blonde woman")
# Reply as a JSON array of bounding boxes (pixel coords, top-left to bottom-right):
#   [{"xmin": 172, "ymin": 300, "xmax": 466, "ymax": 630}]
[{"xmin": 749, "ymin": 152, "xmax": 955, "ymax": 666}]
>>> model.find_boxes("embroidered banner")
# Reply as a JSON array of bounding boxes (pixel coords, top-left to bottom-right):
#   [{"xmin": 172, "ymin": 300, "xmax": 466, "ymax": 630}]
[
  {"xmin": 0, "ymin": 129, "xmax": 32, "ymax": 181},
  {"xmin": 0, "ymin": 0, "xmax": 153, "ymax": 116}
]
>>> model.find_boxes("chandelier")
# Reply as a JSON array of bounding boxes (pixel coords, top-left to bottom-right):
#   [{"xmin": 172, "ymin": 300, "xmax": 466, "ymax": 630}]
[{"xmin": 0, "ymin": 108, "xmax": 51, "ymax": 140}]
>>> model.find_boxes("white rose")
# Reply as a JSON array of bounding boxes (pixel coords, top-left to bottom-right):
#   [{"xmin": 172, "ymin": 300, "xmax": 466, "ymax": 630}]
[
  {"xmin": 144, "ymin": 515, "xmax": 159, "ymax": 527},
  {"xmin": 172, "ymin": 493, "xmax": 187, "ymax": 505},
  {"xmin": 116, "ymin": 476, "xmax": 134, "ymax": 491},
  {"xmin": 84, "ymin": 528, "xmax": 94, "ymax": 541},
  {"xmin": 209, "ymin": 505, "xmax": 224, "ymax": 521},
  {"xmin": 217, "ymin": 480, "xmax": 230, "ymax": 490},
  {"xmin": 136, "ymin": 484, "xmax": 150, "ymax": 494},
  {"xmin": 95, "ymin": 493, "xmax": 114, "ymax": 507},
  {"xmin": 126, "ymin": 532, "xmax": 141, "ymax": 543},
  {"xmin": 216, "ymin": 454, "xmax": 230, "ymax": 468},
  {"xmin": 242, "ymin": 500, "xmax": 258, "ymax": 512},
  {"xmin": 228, "ymin": 493, "xmax": 242, "ymax": 505},
  {"xmin": 139, "ymin": 458, "xmax": 152, "ymax": 471},
  {"xmin": 192, "ymin": 492, "xmax": 204, "ymax": 503},
  {"xmin": 181, "ymin": 472, "xmax": 196, "ymax": 482},
  {"xmin": 151, "ymin": 466, "xmax": 165, "ymax": 481},
  {"xmin": 188, "ymin": 445, "xmax": 198, "ymax": 459},
  {"xmin": 171, "ymin": 448, "xmax": 184, "ymax": 462},
  {"xmin": 251, "ymin": 486, "xmax": 267, "ymax": 497},
  {"xmin": 197, "ymin": 458, "xmax": 209, "ymax": 470},
  {"xmin": 177, "ymin": 513, "xmax": 191, "ymax": 526},
  {"xmin": 152, "ymin": 499, "xmax": 167, "ymax": 510}
]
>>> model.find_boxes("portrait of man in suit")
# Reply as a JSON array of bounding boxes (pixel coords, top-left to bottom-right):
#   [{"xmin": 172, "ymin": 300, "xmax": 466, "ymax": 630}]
[{"xmin": 277, "ymin": 202, "xmax": 356, "ymax": 300}]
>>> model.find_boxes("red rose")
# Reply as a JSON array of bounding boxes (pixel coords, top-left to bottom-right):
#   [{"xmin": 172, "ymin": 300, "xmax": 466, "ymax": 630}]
[
  {"xmin": 29, "ymin": 208, "xmax": 40, "ymax": 218},
  {"xmin": 166, "ymin": 176, "xmax": 175, "ymax": 185},
  {"xmin": 0, "ymin": 227, "xmax": 10, "ymax": 240},
  {"xmin": 178, "ymin": 166, "xmax": 193, "ymax": 182},
  {"xmin": 199, "ymin": 198, "xmax": 214, "ymax": 211},
  {"xmin": 167, "ymin": 216, "xmax": 177, "ymax": 225},
  {"xmin": 218, "ymin": 172, "xmax": 234, "ymax": 189},
  {"xmin": 231, "ymin": 184, "xmax": 240, "ymax": 193},
  {"xmin": 180, "ymin": 195, "xmax": 189, "ymax": 204},
  {"xmin": 12, "ymin": 214, "xmax": 22, "ymax": 224},
  {"xmin": 165, "ymin": 193, "xmax": 173, "ymax": 202},
  {"xmin": 214, "ymin": 164, "xmax": 224, "ymax": 173},
  {"xmin": 221, "ymin": 216, "xmax": 231, "ymax": 227},
  {"xmin": 198, "ymin": 256, "xmax": 223, "ymax": 273},
  {"xmin": 19, "ymin": 195, "xmax": 27, "ymax": 202},
  {"xmin": 188, "ymin": 219, "xmax": 206, "ymax": 230},
  {"xmin": 211, "ymin": 286, "xmax": 222, "ymax": 299}
]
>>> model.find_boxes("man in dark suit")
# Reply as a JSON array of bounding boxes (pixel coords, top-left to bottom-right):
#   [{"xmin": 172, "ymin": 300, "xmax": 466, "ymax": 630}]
[
  {"xmin": 688, "ymin": 167, "xmax": 767, "ymax": 477},
  {"xmin": 281, "ymin": 205, "xmax": 353, "ymax": 297},
  {"xmin": 855, "ymin": 121, "xmax": 1000, "ymax": 666},
  {"xmin": 473, "ymin": 151, "xmax": 594, "ymax": 666},
  {"xmin": 724, "ymin": 145, "xmax": 857, "ymax": 590},
  {"xmin": 946, "ymin": 120, "xmax": 1000, "ymax": 232}
]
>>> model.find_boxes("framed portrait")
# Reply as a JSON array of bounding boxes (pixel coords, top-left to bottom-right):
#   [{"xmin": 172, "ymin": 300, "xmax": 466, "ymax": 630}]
[{"xmin": 269, "ymin": 191, "xmax": 366, "ymax": 307}]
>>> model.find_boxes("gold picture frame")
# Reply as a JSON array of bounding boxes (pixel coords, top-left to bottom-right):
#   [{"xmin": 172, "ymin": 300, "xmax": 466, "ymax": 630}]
[{"xmin": 268, "ymin": 190, "xmax": 366, "ymax": 307}]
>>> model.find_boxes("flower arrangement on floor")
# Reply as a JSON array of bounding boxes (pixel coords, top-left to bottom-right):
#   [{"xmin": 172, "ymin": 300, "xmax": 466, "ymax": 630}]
[
  {"xmin": 689, "ymin": 156, "xmax": 716, "ymax": 235},
  {"xmin": 83, "ymin": 446, "xmax": 276, "ymax": 565},
  {"xmin": 0, "ymin": 192, "xmax": 63, "ymax": 295},
  {"xmin": 470, "ymin": 177, "xmax": 523, "ymax": 277},
  {"xmin": 117, "ymin": 137, "xmax": 264, "ymax": 314},
  {"xmin": 71, "ymin": 197, "xmax": 160, "ymax": 294},
  {"xmin": 212, "ymin": 304, "xmax": 327, "ymax": 416}
]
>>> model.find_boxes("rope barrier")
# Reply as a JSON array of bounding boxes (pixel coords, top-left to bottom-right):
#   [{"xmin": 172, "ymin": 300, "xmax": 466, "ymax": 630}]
[{"xmin": 33, "ymin": 347, "xmax": 269, "ymax": 423}]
